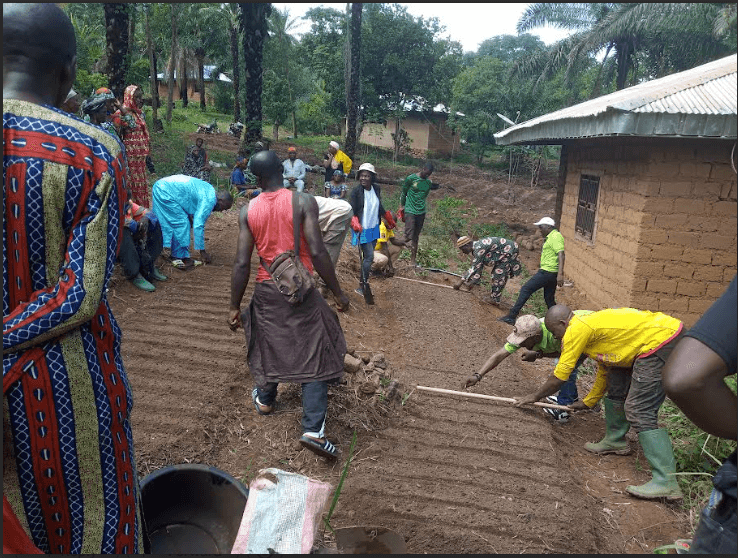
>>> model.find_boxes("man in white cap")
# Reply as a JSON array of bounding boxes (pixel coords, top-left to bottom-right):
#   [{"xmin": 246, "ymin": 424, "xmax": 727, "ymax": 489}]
[
  {"xmin": 499, "ymin": 216, "xmax": 565, "ymax": 325},
  {"xmin": 463, "ymin": 313, "xmax": 591, "ymax": 422}
]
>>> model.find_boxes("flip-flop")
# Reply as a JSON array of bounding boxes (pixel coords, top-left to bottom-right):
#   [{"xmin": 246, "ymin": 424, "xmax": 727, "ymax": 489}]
[
  {"xmin": 299, "ymin": 435, "xmax": 339, "ymax": 459},
  {"xmin": 252, "ymin": 388, "xmax": 273, "ymax": 415}
]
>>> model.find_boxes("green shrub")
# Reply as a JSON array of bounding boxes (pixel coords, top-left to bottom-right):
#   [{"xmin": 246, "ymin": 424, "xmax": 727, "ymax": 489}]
[{"xmin": 74, "ymin": 70, "xmax": 108, "ymax": 98}]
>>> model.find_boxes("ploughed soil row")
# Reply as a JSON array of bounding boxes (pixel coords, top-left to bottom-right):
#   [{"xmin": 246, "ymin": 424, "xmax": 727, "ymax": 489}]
[{"xmin": 111, "ymin": 172, "xmax": 688, "ymax": 553}]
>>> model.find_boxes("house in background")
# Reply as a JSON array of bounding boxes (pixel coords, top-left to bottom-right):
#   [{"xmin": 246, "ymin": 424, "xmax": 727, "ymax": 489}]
[
  {"xmin": 157, "ymin": 65, "xmax": 232, "ymax": 106},
  {"xmin": 495, "ymin": 54, "xmax": 737, "ymax": 327},
  {"xmin": 342, "ymin": 102, "xmax": 462, "ymax": 156}
]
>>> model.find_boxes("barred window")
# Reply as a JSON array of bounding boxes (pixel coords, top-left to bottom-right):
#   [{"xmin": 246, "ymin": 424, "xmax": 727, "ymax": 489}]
[{"xmin": 575, "ymin": 175, "xmax": 600, "ymax": 241}]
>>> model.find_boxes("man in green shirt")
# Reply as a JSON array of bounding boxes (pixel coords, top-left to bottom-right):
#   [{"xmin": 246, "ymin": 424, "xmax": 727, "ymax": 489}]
[
  {"xmin": 499, "ymin": 217, "xmax": 565, "ymax": 325},
  {"xmin": 464, "ymin": 313, "xmax": 590, "ymax": 422},
  {"xmin": 399, "ymin": 162, "xmax": 438, "ymax": 267}
]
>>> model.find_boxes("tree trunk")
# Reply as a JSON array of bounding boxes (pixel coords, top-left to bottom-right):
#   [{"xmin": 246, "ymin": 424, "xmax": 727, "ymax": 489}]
[
  {"xmin": 104, "ymin": 3, "xmax": 130, "ymax": 99},
  {"xmin": 273, "ymin": 122, "xmax": 279, "ymax": 141},
  {"xmin": 239, "ymin": 3, "xmax": 271, "ymax": 148},
  {"xmin": 180, "ymin": 56, "xmax": 189, "ymax": 108},
  {"xmin": 166, "ymin": 4, "xmax": 178, "ymax": 124},
  {"xmin": 230, "ymin": 25, "xmax": 241, "ymax": 123},
  {"xmin": 128, "ymin": 4, "xmax": 137, "ymax": 67},
  {"xmin": 152, "ymin": 51, "xmax": 160, "ymax": 108},
  {"xmin": 196, "ymin": 49, "xmax": 206, "ymax": 111},
  {"xmin": 145, "ymin": 5, "xmax": 158, "ymax": 123},
  {"xmin": 344, "ymin": 3, "xmax": 362, "ymax": 161}
]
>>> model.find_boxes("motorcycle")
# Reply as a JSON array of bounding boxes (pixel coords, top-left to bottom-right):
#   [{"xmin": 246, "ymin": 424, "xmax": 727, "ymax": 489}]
[
  {"xmin": 196, "ymin": 120, "xmax": 218, "ymax": 134},
  {"xmin": 228, "ymin": 122, "xmax": 244, "ymax": 139}
]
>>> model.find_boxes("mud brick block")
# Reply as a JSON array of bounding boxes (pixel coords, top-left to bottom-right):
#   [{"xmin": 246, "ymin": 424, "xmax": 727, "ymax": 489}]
[
  {"xmin": 712, "ymin": 200, "xmax": 737, "ymax": 217},
  {"xmin": 700, "ymin": 182, "xmax": 724, "ymax": 199},
  {"xmin": 649, "ymin": 245, "xmax": 684, "ymax": 261},
  {"xmin": 710, "ymin": 163, "xmax": 737, "ymax": 182},
  {"xmin": 681, "ymin": 248, "xmax": 713, "ymax": 266},
  {"xmin": 706, "ymin": 282, "xmax": 730, "ymax": 298},
  {"xmin": 688, "ymin": 298, "xmax": 716, "ymax": 315},
  {"xmin": 647, "ymin": 278, "xmax": 677, "ymax": 294},
  {"xmin": 636, "ymin": 180, "xmax": 662, "ymax": 197},
  {"xmin": 686, "ymin": 214, "xmax": 719, "ymax": 232},
  {"xmin": 659, "ymin": 297, "xmax": 690, "ymax": 314},
  {"xmin": 701, "ymin": 234, "xmax": 735, "ymax": 250},
  {"xmin": 630, "ymin": 293, "xmax": 660, "ymax": 310},
  {"xmin": 662, "ymin": 263, "xmax": 695, "ymax": 280},
  {"xmin": 654, "ymin": 213, "xmax": 689, "ymax": 229},
  {"xmin": 659, "ymin": 181, "xmax": 692, "ymax": 197},
  {"xmin": 718, "ymin": 181, "xmax": 737, "ymax": 201},
  {"xmin": 644, "ymin": 197, "xmax": 674, "ymax": 214},
  {"xmin": 650, "ymin": 163, "xmax": 682, "ymax": 179},
  {"xmin": 693, "ymin": 265, "xmax": 724, "ymax": 283},
  {"xmin": 640, "ymin": 228, "xmax": 669, "ymax": 244},
  {"xmin": 725, "ymin": 267, "xmax": 737, "ymax": 282},
  {"xmin": 717, "ymin": 219, "xmax": 737, "ymax": 237},
  {"xmin": 667, "ymin": 231, "xmax": 701, "ymax": 248},
  {"xmin": 630, "ymin": 278, "xmax": 648, "ymax": 293},
  {"xmin": 680, "ymin": 162, "xmax": 712, "ymax": 179},
  {"xmin": 676, "ymin": 281, "xmax": 707, "ymax": 297},
  {"xmin": 712, "ymin": 251, "xmax": 738, "ymax": 267},
  {"xmin": 674, "ymin": 198, "xmax": 707, "ymax": 215},
  {"xmin": 636, "ymin": 261, "xmax": 665, "ymax": 276},
  {"xmin": 679, "ymin": 313, "xmax": 703, "ymax": 327}
]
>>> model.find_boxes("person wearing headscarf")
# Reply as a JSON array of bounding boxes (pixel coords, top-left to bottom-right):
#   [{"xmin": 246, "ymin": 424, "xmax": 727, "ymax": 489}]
[
  {"xmin": 81, "ymin": 91, "xmax": 120, "ymax": 140},
  {"xmin": 182, "ymin": 137, "xmax": 212, "ymax": 182},
  {"xmin": 325, "ymin": 140, "xmax": 352, "ymax": 183},
  {"xmin": 114, "ymin": 84, "xmax": 154, "ymax": 206}
]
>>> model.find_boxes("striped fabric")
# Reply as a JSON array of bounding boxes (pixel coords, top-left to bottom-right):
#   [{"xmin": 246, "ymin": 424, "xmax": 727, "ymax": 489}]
[{"xmin": 3, "ymin": 99, "xmax": 142, "ymax": 554}]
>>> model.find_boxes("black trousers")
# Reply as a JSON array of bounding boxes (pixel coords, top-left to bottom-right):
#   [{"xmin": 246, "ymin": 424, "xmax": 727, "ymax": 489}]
[
  {"xmin": 119, "ymin": 225, "xmax": 163, "ymax": 280},
  {"xmin": 508, "ymin": 269, "xmax": 558, "ymax": 318}
]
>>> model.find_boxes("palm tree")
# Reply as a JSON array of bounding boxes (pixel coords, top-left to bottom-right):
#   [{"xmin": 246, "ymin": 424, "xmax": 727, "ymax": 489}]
[
  {"xmin": 268, "ymin": 7, "xmax": 300, "ymax": 137},
  {"xmin": 104, "ymin": 3, "xmax": 130, "ymax": 99},
  {"xmin": 239, "ymin": 2, "xmax": 272, "ymax": 147},
  {"xmin": 145, "ymin": 4, "xmax": 159, "ymax": 124},
  {"xmin": 516, "ymin": 3, "xmax": 736, "ymax": 94},
  {"xmin": 201, "ymin": 4, "xmax": 243, "ymax": 122},
  {"xmin": 344, "ymin": 3, "xmax": 363, "ymax": 160}
]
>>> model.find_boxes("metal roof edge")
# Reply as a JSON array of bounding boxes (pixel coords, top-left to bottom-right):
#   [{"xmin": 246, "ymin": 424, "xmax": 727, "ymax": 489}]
[{"xmin": 494, "ymin": 107, "xmax": 737, "ymax": 145}]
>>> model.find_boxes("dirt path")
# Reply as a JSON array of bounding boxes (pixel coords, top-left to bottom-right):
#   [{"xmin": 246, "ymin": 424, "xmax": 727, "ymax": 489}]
[{"xmin": 110, "ymin": 165, "xmax": 689, "ymax": 553}]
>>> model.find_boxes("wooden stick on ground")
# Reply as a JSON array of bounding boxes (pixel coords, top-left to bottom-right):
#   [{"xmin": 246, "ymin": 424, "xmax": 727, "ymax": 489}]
[
  {"xmin": 394, "ymin": 276, "xmax": 456, "ymax": 290},
  {"xmin": 415, "ymin": 385, "xmax": 572, "ymax": 411}
]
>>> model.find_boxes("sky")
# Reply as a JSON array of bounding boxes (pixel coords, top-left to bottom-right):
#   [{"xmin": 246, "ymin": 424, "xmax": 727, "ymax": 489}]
[{"xmin": 270, "ymin": 3, "xmax": 573, "ymax": 53}]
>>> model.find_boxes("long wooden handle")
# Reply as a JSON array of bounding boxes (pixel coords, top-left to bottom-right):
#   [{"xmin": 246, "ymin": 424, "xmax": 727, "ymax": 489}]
[
  {"xmin": 415, "ymin": 385, "xmax": 571, "ymax": 411},
  {"xmin": 394, "ymin": 276, "xmax": 456, "ymax": 289}
]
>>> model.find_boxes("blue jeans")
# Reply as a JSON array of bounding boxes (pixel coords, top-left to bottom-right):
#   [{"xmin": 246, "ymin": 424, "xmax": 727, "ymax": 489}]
[
  {"xmin": 256, "ymin": 380, "xmax": 328, "ymax": 437},
  {"xmin": 690, "ymin": 488, "xmax": 737, "ymax": 554},
  {"xmin": 508, "ymin": 269, "xmax": 557, "ymax": 319},
  {"xmin": 553, "ymin": 354, "xmax": 586, "ymax": 405}
]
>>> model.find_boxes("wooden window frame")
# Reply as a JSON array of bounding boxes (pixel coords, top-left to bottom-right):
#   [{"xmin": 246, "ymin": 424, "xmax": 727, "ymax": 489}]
[{"xmin": 574, "ymin": 174, "xmax": 600, "ymax": 244}]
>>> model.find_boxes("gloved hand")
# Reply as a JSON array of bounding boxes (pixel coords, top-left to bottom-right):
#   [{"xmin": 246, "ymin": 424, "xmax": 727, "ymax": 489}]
[
  {"xmin": 384, "ymin": 210, "xmax": 396, "ymax": 230},
  {"xmin": 146, "ymin": 155, "xmax": 155, "ymax": 173},
  {"xmin": 396, "ymin": 207, "xmax": 405, "ymax": 222},
  {"xmin": 351, "ymin": 215, "xmax": 362, "ymax": 233}
]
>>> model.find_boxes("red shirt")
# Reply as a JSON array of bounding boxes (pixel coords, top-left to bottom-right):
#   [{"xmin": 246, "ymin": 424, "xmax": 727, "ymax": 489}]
[{"xmin": 248, "ymin": 189, "xmax": 313, "ymax": 283}]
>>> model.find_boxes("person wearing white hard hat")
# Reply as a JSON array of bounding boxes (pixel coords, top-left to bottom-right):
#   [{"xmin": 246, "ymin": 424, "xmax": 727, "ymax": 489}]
[
  {"xmin": 499, "ymin": 216, "xmax": 566, "ymax": 325},
  {"xmin": 348, "ymin": 163, "xmax": 396, "ymax": 296}
]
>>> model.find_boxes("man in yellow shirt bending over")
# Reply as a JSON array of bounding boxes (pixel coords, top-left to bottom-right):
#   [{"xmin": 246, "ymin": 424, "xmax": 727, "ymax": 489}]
[{"xmin": 514, "ymin": 305, "xmax": 686, "ymax": 501}]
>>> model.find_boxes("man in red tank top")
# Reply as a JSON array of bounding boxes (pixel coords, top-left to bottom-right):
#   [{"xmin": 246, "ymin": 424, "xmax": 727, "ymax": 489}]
[{"xmin": 229, "ymin": 150, "xmax": 350, "ymax": 459}]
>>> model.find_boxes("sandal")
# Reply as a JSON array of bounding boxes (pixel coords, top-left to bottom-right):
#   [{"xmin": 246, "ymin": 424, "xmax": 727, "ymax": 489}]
[
  {"xmin": 171, "ymin": 259, "xmax": 193, "ymax": 270},
  {"xmin": 252, "ymin": 388, "xmax": 273, "ymax": 415},
  {"xmin": 299, "ymin": 435, "xmax": 339, "ymax": 459}
]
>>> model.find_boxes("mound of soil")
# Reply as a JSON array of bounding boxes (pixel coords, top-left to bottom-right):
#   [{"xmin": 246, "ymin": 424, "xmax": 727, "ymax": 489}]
[{"xmin": 110, "ymin": 140, "xmax": 689, "ymax": 553}]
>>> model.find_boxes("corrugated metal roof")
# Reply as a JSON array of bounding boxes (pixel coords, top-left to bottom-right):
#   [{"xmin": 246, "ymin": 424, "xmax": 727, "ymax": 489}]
[{"xmin": 495, "ymin": 54, "xmax": 737, "ymax": 145}]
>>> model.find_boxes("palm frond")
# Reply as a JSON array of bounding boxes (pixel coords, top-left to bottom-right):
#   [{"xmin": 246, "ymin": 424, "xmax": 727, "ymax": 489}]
[{"xmin": 517, "ymin": 3, "xmax": 613, "ymax": 33}]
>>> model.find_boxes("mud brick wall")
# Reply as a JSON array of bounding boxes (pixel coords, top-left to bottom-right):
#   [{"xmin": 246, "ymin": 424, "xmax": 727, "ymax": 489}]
[{"xmin": 559, "ymin": 137, "xmax": 737, "ymax": 326}]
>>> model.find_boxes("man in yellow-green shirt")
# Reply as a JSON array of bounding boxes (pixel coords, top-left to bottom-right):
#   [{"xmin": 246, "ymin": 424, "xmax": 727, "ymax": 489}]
[
  {"xmin": 499, "ymin": 216, "xmax": 565, "ymax": 325},
  {"xmin": 514, "ymin": 305, "xmax": 686, "ymax": 502}
]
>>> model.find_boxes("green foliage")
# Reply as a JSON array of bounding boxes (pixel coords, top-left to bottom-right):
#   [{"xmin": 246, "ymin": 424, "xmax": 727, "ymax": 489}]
[
  {"xmin": 125, "ymin": 58, "xmax": 151, "ymax": 90},
  {"xmin": 74, "ymin": 71, "xmax": 109, "ymax": 99}
]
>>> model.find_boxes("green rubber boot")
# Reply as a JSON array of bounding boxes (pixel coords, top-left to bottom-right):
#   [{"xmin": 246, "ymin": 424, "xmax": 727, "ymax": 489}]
[
  {"xmin": 584, "ymin": 398, "xmax": 632, "ymax": 455},
  {"xmin": 626, "ymin": 428, "xmax": 683, "ymax": 501},
  {"xmin": 132, "ymin": 273, "xmax": 155, "ymax": 292},
  {"xmin": 150, "ymin": 268, "xmax": 168, "ymax": 281}
]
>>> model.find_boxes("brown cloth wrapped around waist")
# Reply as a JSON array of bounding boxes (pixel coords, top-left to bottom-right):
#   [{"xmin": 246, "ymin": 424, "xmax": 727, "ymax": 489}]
[{"xmin": 241, "ymin": 281, "xmax": 346, "ymax": 387}]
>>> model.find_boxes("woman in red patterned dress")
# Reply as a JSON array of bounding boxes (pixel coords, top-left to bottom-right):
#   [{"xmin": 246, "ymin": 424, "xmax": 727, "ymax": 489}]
[{"xmin": 115, "ymin": 85, "xmax": 154, "ymax": 206}]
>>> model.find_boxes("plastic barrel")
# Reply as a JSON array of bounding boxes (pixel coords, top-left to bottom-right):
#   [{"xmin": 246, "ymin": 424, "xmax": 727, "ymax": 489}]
[{"xmin": 140, "ymin": 464, "xmax": 249, "ymax": 554}]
